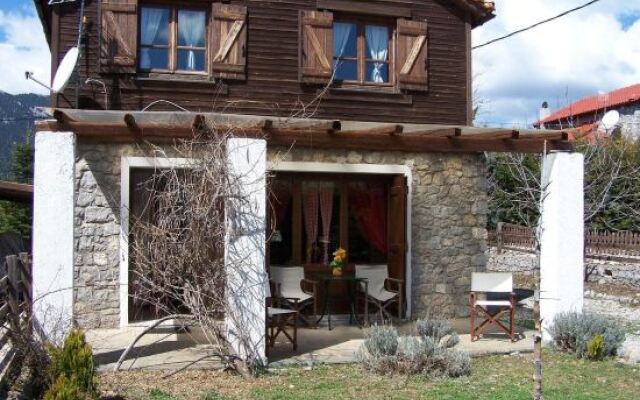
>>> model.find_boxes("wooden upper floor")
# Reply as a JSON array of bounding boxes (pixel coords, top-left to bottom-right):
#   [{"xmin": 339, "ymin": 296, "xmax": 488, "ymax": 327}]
[{"xmin": 35, "ymin": 0, "xmax": 495, "ymax": 125}]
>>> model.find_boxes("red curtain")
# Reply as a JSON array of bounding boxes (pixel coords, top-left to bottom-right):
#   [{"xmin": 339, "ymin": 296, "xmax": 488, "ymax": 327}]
[
  {"xmin": 302, "ymin": 184, "xmax": 319, "ymax": 263},
  {"xmin": 318, "ymin": 182, "xmax": 334, "ymax": 264},
  {"xmin": 349, "ymin": 183, "xmax": 388, "ymax": 255},
  {"xmin": 271, "ymin": 183, "xmax": 292, "ymax": 229}
]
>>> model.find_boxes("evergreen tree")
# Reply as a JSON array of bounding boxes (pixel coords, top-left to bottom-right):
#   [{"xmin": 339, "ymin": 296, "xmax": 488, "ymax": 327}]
[{"xmin": 0, "ymin": 133, "xmax": 34, "ymax": 240}]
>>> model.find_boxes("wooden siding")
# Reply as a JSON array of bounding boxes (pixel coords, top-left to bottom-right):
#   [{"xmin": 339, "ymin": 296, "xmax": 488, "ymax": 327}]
[{"xmin": 50, "ymin": 0, "xmax": 471, "ymax": 125}]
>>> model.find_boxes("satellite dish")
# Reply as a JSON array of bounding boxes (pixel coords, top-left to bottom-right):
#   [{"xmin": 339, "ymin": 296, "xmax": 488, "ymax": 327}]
[
  {"xmin": 601, "ymin": 110, "xmax": 620, "ymax": 131},
  {"xmin": 51, "ymin": 47, "xmax": 79, "ymax": 93}
]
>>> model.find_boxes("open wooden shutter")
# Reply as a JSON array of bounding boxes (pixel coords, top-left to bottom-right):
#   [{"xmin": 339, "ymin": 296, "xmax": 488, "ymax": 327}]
[
  {"xmin": 100, "ymin": 0, "xmax": 138, "ymax": 73},
  {"xmin": 211, "ymin": 4, "xmax": 247, "ymax": 81},
  {"xmin": 388, "ymin": 175, "xmax": 407, "ymax": 311},
  {"xmin": 299, "ymin": 10, "xmax": 333, "ymax": 84},
  {"xmin": 396, "ymin": 19, "xmax": 428, "ymax": 91}
]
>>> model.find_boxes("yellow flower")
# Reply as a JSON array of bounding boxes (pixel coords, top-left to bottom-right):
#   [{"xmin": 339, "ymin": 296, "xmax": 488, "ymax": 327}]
[
  {"xmin": 333, "ymin": 248, "xmax": 347, "ymax": 258},
  {"xmin": 334, "ymin": 256, "xmax": 341, "ymax": 263}
]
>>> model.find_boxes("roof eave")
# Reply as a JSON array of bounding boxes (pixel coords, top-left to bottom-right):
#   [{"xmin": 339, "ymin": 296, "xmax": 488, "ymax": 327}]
[{"xmin": 32, "ymin": 0, "xmax": 51, "ymax": 47}]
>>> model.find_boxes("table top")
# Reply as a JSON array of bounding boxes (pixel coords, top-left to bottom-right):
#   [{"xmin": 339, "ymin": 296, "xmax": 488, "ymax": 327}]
[{"xmin": 315, "ymin": 273, "xmax": 367, "ymax": 282}]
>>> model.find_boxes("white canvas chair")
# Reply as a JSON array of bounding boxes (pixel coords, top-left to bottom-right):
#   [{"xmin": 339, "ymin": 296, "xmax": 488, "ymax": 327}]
[
  {"xmin": 469, "ymin": 272, "xmax": 517, "ymax": 342},
  {"xmin": 265, "ymin": 279, "xmax": 298, "ymax": 353},
  {"xmin": 270, "ymin": 266, "xmax": 319, "ymax": 327},
  {"xmin": 355, "ymin": 264, "xmax": 403, "ymax": 322}
]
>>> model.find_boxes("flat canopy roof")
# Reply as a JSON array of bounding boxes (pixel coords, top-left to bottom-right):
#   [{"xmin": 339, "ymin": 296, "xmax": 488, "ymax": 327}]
[{"xmin": 36, "ymin": 109, "xmax": 572, "ymax": 154}]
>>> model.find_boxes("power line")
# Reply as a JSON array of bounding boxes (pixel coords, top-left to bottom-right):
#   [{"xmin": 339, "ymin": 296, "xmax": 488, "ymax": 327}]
[{"xmin": 473, "ymin": 0, "xmax": 602, "ymax": 50}]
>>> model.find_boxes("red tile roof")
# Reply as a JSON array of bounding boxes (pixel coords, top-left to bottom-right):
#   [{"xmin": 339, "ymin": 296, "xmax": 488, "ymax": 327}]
[{"xmin": 538, "ymin": 83, "xmax": 640, "ymax": 125}]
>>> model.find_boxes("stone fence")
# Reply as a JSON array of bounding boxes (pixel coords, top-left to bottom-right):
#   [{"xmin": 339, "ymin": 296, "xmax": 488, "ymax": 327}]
[{"xmin": 486, "ymin": 246, "xmax": 640, "ymax": 288}]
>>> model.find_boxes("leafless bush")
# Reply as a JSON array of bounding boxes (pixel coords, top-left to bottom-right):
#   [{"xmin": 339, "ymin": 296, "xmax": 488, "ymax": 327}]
[{"xmin": 127, "ymin": 123, "xmax": 266, "ymax": 376}]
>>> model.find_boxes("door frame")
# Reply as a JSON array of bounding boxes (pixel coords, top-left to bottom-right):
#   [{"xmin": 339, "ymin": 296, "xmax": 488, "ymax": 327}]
[
  {"xmin": 119, "ymin": 156, "xmax": 195, "ymax": 328},
  {"xmin": 268, "ymin": 161, "xmax": 413, "ymax": 318}
]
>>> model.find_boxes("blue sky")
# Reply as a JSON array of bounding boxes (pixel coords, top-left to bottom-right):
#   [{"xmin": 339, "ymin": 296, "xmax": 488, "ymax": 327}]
[{"xmin": 1, "ymin": 0, "xmax": 640, "ymax": 126}]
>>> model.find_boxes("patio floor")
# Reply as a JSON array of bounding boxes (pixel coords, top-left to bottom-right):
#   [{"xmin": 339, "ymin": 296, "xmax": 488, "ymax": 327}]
[{"xmin": 88, "ymin": 318, "xmax": 533, "ymax": 372}]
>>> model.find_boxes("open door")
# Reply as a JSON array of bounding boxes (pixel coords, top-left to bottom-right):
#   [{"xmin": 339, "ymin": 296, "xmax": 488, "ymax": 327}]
[{"xmin": 388, "ymin": 175, "xmax": 407, "ymax": 315}]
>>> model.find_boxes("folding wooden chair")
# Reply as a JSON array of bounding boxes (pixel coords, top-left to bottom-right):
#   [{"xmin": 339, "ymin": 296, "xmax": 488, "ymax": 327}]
[
  {"xmin": 356, "ymin": 264, "xmax": 403, "ymax": 323},
  {"xmin": 270, "ymin": 266, "xmax": 319, "ymax": 328},
  {"xmin": 266, "ymin": 280, "xmax": 298, "ymax": 353},
  {"xmin": 469, "ymin": 272, "xmax": 517, "ymax": 342}
]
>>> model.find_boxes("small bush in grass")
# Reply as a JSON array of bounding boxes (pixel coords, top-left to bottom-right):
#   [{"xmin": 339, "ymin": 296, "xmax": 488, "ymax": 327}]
[
  {"xmin": 549, "ymin": 312, "xmax": 625, "ymax": 359},
  {"xmin": 586, "ymin": 334, "xmax": 606, "ymax": 361},
  {"xmin": 358, "ymin": 319, "xmax": 470, "ymax": 377},
  {"xmin": 44, "ymin": 329, "xmax": 98, "ymax": 399}
]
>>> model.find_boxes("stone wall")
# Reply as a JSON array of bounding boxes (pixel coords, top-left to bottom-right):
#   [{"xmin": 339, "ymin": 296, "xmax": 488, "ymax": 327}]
[
  {"xmin": 73, "ymin": 142, "xmax": 489, "ymax": 329},
  {"xmin": 487, "ymin": 246, "xmax": 640, "ymax": 288}
]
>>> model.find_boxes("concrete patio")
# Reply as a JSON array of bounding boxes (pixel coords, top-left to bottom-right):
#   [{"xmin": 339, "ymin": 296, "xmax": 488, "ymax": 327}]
[{"xmin": 87, "ymin": 319, "xmax": 533, "ymax": 372}]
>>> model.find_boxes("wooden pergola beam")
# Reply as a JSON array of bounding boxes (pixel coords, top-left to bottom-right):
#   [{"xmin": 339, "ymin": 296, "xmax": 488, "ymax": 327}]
[
  {"xmin": 0, "ymin": 181, "xmax": 33, "ymax": 203},
  {"xmin": 338, "ymin": 124, "xmax": 404, "ymax": 136},
  {"xmin": 35, "ymin": 118, "xmax": 573, "ymax": 154}
]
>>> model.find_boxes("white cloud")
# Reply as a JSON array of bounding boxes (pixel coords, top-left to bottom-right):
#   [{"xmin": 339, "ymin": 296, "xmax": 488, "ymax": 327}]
[
  {"xmin": 0, "ymin": 8, "xmax": 51, "ymax": 95},
  {"xmin": 473, "ymin": 0, "xmax": 640, "ymax": 127}
]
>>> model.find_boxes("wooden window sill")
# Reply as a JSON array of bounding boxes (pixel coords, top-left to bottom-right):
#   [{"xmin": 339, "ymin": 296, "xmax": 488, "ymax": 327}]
[
  {"xmin": 128, "ymin": 75, "xmax": 229, "ymax": 95},
  {"xmin": 322, "ymin": 86, "xmax": 413, "ymax": 105}
]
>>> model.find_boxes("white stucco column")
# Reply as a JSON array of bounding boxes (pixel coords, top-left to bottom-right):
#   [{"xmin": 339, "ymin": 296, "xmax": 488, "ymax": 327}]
[
  {"xmin": 32, "ymin": 131, "xmax": 76, "ymax": 343},
  {"xmin": 225, "ymin": 138, "xmax": 267, "ymax": 365},
  {"xmin": 540, "ymin": 151, "xmax": 584, "ymax": 341}
]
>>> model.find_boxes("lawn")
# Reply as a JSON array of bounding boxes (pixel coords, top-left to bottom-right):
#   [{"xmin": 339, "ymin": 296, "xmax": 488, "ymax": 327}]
[{"xmin": 99, "ymin": 350, "xmax": 639, "ymax": 400}]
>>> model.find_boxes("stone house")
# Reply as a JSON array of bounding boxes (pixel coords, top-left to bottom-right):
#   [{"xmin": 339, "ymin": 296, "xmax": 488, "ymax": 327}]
[{"xmin": 30, "ymin": 0, "xmax": 583, "ymax": 357}]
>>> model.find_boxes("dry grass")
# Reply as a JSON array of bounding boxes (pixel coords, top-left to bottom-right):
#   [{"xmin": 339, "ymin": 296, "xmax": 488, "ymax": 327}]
[{"xmin": 98, "ymin": 350, "xmax": 640, "ymax": 400}]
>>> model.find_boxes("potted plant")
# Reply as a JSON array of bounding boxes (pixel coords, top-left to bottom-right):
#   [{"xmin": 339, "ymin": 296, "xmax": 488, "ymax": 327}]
[{"xmin": 330, "ymin": 248, "xmax": 347, "ymax": 276}]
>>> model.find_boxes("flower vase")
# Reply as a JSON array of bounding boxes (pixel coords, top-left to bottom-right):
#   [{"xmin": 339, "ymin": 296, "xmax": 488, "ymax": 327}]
[{"xmin": 332, "ymin": 267, "xmax": 343, "ymax": 277}]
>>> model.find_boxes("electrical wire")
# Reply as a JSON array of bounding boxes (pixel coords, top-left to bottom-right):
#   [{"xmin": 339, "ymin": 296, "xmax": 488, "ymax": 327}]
[{"xmin": 473, "ymin": 0, "xmax": 602, "ymax": 50}]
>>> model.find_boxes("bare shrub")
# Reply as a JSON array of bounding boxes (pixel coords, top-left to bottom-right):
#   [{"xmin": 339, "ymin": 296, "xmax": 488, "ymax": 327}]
[{"xmin": 126, "ymin": 126, "xmax": 266, "ymax": 375}]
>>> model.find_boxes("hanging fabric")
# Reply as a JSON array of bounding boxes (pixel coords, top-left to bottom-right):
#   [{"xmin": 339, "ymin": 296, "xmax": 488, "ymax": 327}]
[
  {"xmin": 140, "ymin": 7, "xmax": 168, "ymax": 69},
  {"xmin": 318, "ymin": 182, "xmax": 335, "ymax": 264},
  {"xmin": 349, "ymin": 182, "xmax": 388, "ymax": 255},
  {"xmin": 302, "ymin": 183, "xmax": 320, "ymax": 263},
  {"xmin": 270, "ymin": 181, "xmax": 292, "ymax": 229},
  {"xmin": 177, "ymin": 9, "xmax": 206, "ymax": 70},
  {"xmin": 333, "ymin": 22, "xmax": 353, "ymax": 58},
  {"xmin": 365, "ymin": 25, "xmax": 389, "ymax": 83}
]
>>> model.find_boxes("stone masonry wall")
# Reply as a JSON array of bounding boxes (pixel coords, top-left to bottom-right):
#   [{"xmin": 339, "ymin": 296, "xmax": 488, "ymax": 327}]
[
  {"xmin": 73, "ymin": 142, "xmax": 489, "ymax": 329},
  {"xmin": 487, "ymin": 246, "xmax": 640, "ymax": 288}
]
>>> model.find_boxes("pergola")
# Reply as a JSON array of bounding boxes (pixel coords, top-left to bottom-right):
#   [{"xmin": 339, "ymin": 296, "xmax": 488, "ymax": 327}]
[{"xmin": 37, "ymin": 109, "xmax": 572, "ymax": 154}]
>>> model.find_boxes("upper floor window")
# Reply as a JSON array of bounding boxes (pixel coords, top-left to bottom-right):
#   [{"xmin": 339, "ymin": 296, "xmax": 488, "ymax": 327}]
[
  {"xmin": 332, "ymin": 18, "xmax": 392, "ymax": 85},
  {"xmin": 139, "ymin": 5, "xmax": 207, "ymax": 73}
]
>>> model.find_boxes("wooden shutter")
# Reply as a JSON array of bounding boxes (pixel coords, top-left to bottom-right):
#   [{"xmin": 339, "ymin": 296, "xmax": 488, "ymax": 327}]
[
  {"xmin": 396, "ymin": 19, "xmax": 428, "ymax": 91},
  {"xmin": 387, "ymin": 175, "xmax": 407, "ymax": 306},
  {"xmin": 299, "ymin": 10, "xmax": 333, "ymax": 84},
  {"xmin": 100, "ymin": 0, "xmax": 138, "ymax": 73},
  {"xmin": 211, "ymin": 4, "xmax": 247, "ymax": 81}
]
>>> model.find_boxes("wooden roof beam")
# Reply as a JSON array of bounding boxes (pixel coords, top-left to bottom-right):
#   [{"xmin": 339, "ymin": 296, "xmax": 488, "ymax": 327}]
[{"xmin": 457, "ymin": 130, "xmax": 518, "ymax": 140}]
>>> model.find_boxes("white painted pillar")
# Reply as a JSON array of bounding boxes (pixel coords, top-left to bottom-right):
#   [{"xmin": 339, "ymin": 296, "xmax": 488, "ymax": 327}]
[
  {"xmin": 32, "ymin": 131, "xmax": 76, "ymax": 343},
  {"xmin": 540, "ymin": 151, "xmax": 584, "ymax": 340},
  {"xmin": 225, "ymin": 138, "xmax": 267, "ymax": 365}
]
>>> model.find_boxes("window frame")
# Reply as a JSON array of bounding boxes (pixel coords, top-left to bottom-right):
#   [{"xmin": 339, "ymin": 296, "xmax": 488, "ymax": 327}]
[
  {"xmin": 332, "ymin": 15, "xmax": 395, "ymax": 87},
  {"xmin": 138, "ymin": 3, "xmax": 209, "ymax": 75}
]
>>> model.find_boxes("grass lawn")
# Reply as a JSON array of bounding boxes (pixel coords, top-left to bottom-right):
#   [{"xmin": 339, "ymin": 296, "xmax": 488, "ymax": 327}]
[{"xmin": 99, "ymin": 350, "xmax": 639, "ymax": 400}]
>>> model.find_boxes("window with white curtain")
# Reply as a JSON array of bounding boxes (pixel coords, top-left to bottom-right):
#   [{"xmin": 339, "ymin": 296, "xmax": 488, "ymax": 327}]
[
  {"xmin": 139, "ymin": 5, "xmax": 207, "ymax": 73},
  {"xmin": 332, "ymin": 16, "xmax": 392, "ymax": 85}
]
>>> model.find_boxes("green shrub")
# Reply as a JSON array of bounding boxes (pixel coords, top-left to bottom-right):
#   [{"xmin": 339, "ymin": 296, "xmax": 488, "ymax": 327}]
[
  {"xmin": 549, "ymin": 312, "xmax": 625, "ymax": 359},
  {"xmin": 586, "ymin": 334, "xmax": 606, "ymax": 361},
  {"xmin": 43, "ymin": 376, "xmax": 82, "ymax": 400},
  {"xmin": 45, "ymin": 329, "xmax": 98, "ymax": 399},
  {"xmin": 359, "ymin": 319, "xmax": 470, "ymax": 377}
]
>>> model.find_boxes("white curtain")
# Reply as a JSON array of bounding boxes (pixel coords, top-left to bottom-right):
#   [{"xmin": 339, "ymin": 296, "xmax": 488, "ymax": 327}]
[
  {"xmin": 333, "ymin": 22, "xmax": 353, "ymax": 58},
  {"xmin": 140, "ymin": 8, "xmax": 166, "ymax": 68},
  {"xmin": 178, "ymin": 10, "xmax": 206, "ymax": 70},
  {"xmin": 365, "ymin": 25, "xmax": 389, "ymax": 83}
]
